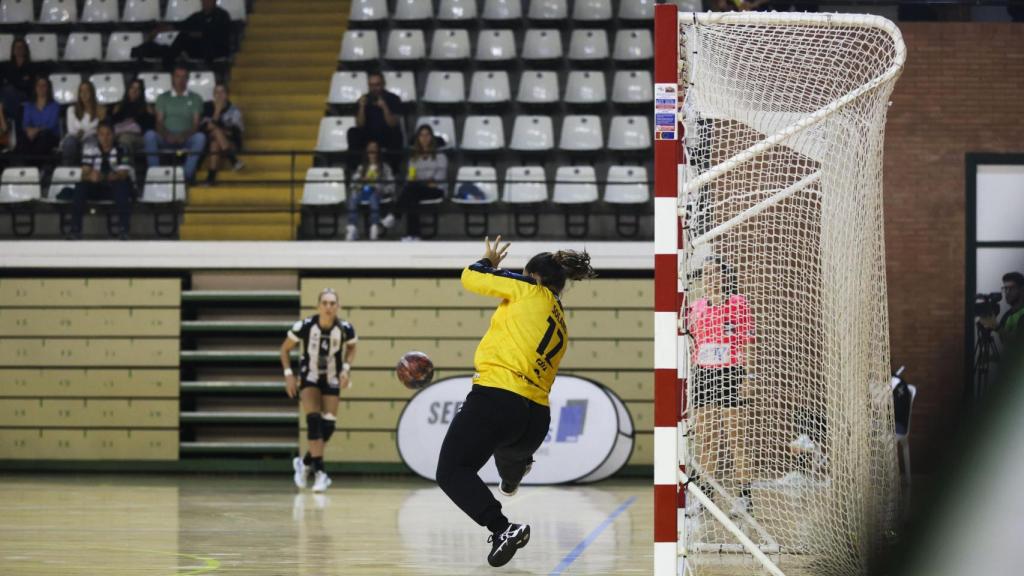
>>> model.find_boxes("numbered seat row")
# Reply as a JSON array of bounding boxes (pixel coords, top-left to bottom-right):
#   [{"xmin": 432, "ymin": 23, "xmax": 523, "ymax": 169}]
[
  {"xmin": 341, "ymin": 27, "xmax": 653, "ymax": 65},
  {"xmin": 349, "ymin": 0, "xmax": 654, "ymax": 25},
  {"xmin": 315, "ymin": 114, "xmax": 651, "ymax": 153},
  {"xmin": 0, "ymin": 0, "xmax": 246, "ymax": 26},
  {"xmin": 328, "ymin": 69, "xmax": 652, "ymax": 107}
]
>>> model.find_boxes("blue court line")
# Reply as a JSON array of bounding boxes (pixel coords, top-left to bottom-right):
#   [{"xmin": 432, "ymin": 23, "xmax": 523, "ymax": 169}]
[{"xmin": 549, "ymin": 496, "xmax": 637, "ymax": 576}]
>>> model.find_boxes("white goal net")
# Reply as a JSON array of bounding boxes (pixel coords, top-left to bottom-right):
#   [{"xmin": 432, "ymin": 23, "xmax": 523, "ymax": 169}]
[{"xmin": 675, "ymin": 12, "xmax": 905, "ymax": 576}]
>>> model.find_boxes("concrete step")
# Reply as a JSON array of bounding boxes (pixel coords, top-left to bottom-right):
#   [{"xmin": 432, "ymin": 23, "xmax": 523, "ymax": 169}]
[
  {"xmin": 232, "ymin": 93, "xmax": 326, "ymax": 110},
  {"xmin": 234, "ymin": 51, "xmax": 338, "ymax": 67},
  {"xmin": 183, "ymin": 212, "xmax": 294, "ymax": 226},
  {"xmin": 240, "ymin": 38, "xmax": 340, "ymax": 54},
  {"xmin": 179, "ymin": 223, "xmax": 295, "ymax": 241},
  {"xmin": 232, "ymin": 80, "xmax": 328, "ymax": 96},
  {"xmin": 231, "ymin": 66, "xmax": 331, "ymax": 82},
  {"xmin": 186, "ymin": 186, "xmax": 297, "ymax": 207}
]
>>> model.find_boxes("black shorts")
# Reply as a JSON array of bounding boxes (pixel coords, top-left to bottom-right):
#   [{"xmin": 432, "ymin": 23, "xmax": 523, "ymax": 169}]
[
  {"xmin": 690, "ymin": 366, "xmax": 746, "ymax": 408},
  {"xmin": 299, "ymin": 377, "xmax": 340, "ymax": 396}
]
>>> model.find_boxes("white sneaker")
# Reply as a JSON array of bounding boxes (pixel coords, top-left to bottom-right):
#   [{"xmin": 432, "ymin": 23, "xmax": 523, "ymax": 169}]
[
  {"xmin": 380, "ymin": 213, "xmax": 395, "ymax": 229},
  {"xmin": 292, "ymin": 456, "xmax": 308, "ymax": 489},
  {"xmin": 345, "ymin": 225, "xmax": 358, "ymax": 241},
  {"xmin": 369, "ymin": 223, "xmax": 381, "ymax": 240},
  {"xmin": 312, "ymin": 470, "xmax": 332, "ymax": 493},
  {"xmin": 232, "ymin": 159, "xmax": 245, "ymax": 171},
  {"xmin": 400, "ymin": 235, "xmax": 420, "ymax": 242}
]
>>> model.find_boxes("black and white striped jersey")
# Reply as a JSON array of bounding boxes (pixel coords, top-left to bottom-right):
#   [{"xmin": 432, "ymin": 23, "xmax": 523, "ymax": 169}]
[{"xmin": 287, "ymin": 315, "xmax": 357, "ymax": 385}]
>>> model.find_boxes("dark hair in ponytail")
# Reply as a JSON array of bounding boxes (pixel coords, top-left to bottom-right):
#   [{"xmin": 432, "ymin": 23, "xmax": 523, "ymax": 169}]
[{"xmin": 524, "ymin": 250, "xmax": 597, "ymax": 295}]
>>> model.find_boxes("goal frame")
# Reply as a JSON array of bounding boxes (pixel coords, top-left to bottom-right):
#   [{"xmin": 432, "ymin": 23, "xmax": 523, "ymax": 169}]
[{"xmin": 652, "ymin": 7, "xmax": 906, "ymax": 576}]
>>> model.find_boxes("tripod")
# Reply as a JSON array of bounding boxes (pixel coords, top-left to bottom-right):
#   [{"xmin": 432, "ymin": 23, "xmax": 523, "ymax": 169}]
[{"xmin": 974, "ymin": 321, "xmax": 1000, "ymax": 398}]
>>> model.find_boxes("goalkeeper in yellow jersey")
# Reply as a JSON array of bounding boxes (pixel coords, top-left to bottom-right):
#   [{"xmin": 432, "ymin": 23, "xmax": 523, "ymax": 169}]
[{"xmin": 436, "ymin": 235, "xmax": 596, "ymax": 568}]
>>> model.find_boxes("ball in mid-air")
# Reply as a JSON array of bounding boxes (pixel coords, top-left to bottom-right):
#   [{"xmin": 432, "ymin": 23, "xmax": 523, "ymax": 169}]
[{"xmin": 396, "ymin": 351, "xmax": 434, "ymax": 390}]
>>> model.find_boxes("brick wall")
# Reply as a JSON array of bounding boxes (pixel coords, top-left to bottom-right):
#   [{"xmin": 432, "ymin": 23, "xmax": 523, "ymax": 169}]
[{"xmin": 884, "ymin": 23, "xmax": 1024, "ymax": 472}]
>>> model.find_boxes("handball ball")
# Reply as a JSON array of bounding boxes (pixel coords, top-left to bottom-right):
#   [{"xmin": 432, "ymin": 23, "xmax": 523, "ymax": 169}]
[{"xmin": 396, "ymin": 351, "xmax": 434, "ymax": 390}]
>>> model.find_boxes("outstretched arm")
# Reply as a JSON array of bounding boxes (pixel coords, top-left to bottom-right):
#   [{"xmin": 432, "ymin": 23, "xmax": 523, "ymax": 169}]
[{"xmin": 461, "ymin": 235, "xmax": 536, "ymax": 301}]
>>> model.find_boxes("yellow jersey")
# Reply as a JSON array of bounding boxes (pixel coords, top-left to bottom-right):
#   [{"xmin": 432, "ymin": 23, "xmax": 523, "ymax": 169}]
[{"xmin": 461, "ymin": 259, "xmax": 569, "ymax": 406}]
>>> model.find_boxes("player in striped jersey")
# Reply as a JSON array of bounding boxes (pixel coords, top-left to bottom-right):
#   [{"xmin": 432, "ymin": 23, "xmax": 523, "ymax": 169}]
[
  {"xmin": 436, "ymin": 236, "xmax": 596, "ymax": 568},
  {"xmin": 280, "ymin": 288, "xmax": 358, "ymax": 493}
]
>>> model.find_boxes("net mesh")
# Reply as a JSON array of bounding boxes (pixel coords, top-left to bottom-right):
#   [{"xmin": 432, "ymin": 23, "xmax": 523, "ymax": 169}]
[{"xmin": 677, "ymin": 13, "xmax": 903, "ymax": 576}]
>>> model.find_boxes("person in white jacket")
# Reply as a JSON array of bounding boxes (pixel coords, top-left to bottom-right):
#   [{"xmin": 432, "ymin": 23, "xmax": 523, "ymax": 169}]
[{"xmin": 61, "ymin": 81, "xmax": 105, "ymax": 166}]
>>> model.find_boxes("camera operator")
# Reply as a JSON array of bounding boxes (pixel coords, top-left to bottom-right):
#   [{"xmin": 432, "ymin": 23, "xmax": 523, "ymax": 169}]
[
  {"xmin": 979, "ymin": 272, "xmax": 1024, "ymax": 356},
  {"xmin": 346, "ymin": 71, "xmax": 404, "ymax": 159}
]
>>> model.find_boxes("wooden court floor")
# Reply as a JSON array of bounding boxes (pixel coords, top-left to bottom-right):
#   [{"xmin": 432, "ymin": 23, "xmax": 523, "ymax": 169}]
[{"xmin": 0, "ymin": 474, "xmax": 653, "ymax": 575}]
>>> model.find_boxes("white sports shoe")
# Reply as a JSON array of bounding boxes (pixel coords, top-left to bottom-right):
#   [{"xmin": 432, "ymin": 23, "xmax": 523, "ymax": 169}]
[
  {"xmin": 380, "ymin": 213, "xmax": 395, "ymax": 229},
  {"xmin": 292, "ymin": 456, "xmax": 308, "ymax": 489},
  {"xmin": 345, "ymin": 224, "xmax": 358, "ymax": 241},
  {"xmin": 312, "ymin": 470, "xmax": 332, "ymax": 493},
  {"xmin": 369, "ymin": 223, "xmax": 381, "ymax": 240}
]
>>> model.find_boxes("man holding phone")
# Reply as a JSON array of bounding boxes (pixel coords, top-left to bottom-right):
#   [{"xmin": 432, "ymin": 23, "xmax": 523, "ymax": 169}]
[{"xmin": 347, "ymin": 71, "xmax": 404, "ymax": 158}]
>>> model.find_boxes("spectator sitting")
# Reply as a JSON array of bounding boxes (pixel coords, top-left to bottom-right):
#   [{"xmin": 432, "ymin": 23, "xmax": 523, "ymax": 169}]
[
  {"xmin": 131, "ymin": 0, "xmax": 232, "ymax": 70},
  {"xmin": 0, "ymin": 106, "xmax": 12, "ymax": 153},
  {"xmin": 64, "ymin": 122, "xmax": 135, "ymax": 240},
  {"xmin": 347, "ymin": 71, "xmax": 404, "ymax": 158},
  {"xmin": 200, "ymin": 83, "xmax": 244, "ymax": 185},
  {"xmin": 382, "ymin": 124, "xmax": 447, "ymax": 242},
  {"xmin": 345, "ymin": 140, "xmax": 395, "ymax": 242},
  {"xmin": 0, "ymin": 38, "xmax": 40, "ymax": 121},
  {"xmin": 61, "ymin": 80, "xmax": 106, "ymax": 166},
  {"xmin": 144, "ymin": 65, "xmax": 207, "ymax": 183},
  {"xmin": 18, "ymin": 76, "xmax": 60, "ymax": 168},
  {"xmin": 111, "ymin": 78, "xmax": 155, "ymax": 162}
]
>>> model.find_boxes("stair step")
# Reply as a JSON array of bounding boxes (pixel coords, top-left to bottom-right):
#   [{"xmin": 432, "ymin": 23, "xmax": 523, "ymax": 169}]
[
  {"xmin": 212, "ymin": 171, "xmax": 306, "ymax": 184},
  {"xmin": 231, "ymin": 94, "xmax": 327, "ymax": 109},
  {"xmin": 182, "ymin": 290, "xmax": 300, "ymax": 303},
  {"xmin": 243, "ymin": 138, "xmax": 318, "ymax": 151},
  {"xmin": 228, "ymin": 153, "xmax": 314, "ymax": 170},
  {"xmin": 234, "ymin": 52, "xmax": 338, "ymax": 66},
  {"xmin": 180, "ymin": 223, "xmax": 294, "ymax": 241},
  {"xmin": 182, "ymin": 350, "xmax": 291, "ymax": 363},
  {"xmin": 183, "ymin": 212, "xmax": 294, "ymax": 226},
  {"xmin": 243, "ymin": 28, "xmax": 342, "ymax": 42},
  {"xmin": 186, "ymin": 187, "xmax": 297, "ymax": 207},
  {"xmin": 181, "ymin": 381, "xmax": 285, "ymax": 394},
  {"xmin": 232, "ymin": 80, "xmax": 328, "ymax": 96},
  {"xmin": 180, "ymin": 411, "xmax": 297, "ymax": 424},
  {"xmin": 255, "ymin": 3, "xmax": 347, "ymax": 15},
  {"xmin": 181, "ymin": 321, "xmax": 293, "ymax": 334},
  {"xmin": 180, "ymin": 441, "xmax": 297, "ymax": 455},
  {"xmin": 241, "ymin": 39, "xmax": 340, "ymax": 54},
  {"xmin": 232, "ymin": 67, "xmax": 333, "ymax": 82}
]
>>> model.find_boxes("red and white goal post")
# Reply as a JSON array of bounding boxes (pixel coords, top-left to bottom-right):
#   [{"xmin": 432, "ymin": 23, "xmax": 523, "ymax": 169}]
[{"xmin": 653, "ymin": 7, "xmax": 907, "ymax": 576}]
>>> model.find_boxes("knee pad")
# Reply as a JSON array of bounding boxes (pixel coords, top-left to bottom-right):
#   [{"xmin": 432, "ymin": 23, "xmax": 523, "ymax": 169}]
[
  {"xmin": 306, "ymin": 413, "xmax": 323, "ymax": 441},
  {"xmin": 321, "ymin": 413, "xmax": 337, "ymax": 443}
]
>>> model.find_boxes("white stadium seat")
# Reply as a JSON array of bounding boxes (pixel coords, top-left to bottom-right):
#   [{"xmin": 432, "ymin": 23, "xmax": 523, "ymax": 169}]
[
  {"xmin": 0, "ymin": 0, "xmax": 33, "ymax": 25},
  {"xmin": 516, "ymin": 71, "xmax": 559, "ymax": 105},
  {"xmin": 188, "ymin": 71, "xmax": 215, "ymax": 102},
  {"xmin": 422, "ymin": 71, "xmax": 465, "ymax": 105},
  {"xmin": 482, "ymin": 0, "xmax": 522, "ymax": 22},
  {"xmin": 438, "ymin": 0, "xmax": 477, "ymax": 23},
  {"xmin": 453, "ymin": 166, "xmax": 499, "ymax": 204},
  {"xmin": 302, "ymin": 167, "xmax": 347, "ymax": 205},
  {"xmin": 123, "ymin": 0, "xmax": 159, "ymax": 23},
  {"xmin": 461, "ymin": 116, "xmax": 504, "ymax": 152},
  {"xmin": 509, "ymin": 115, "xmax": 554, "ymax": 152},
  {"xmin": 607, "ymin": 116, "xmax": 652, "ymax": 151},
  {"xmin": 385, "ymin": 30, "xmax": 425, "ymax": 62},
  {"xmin": 383, "ymin": 71, "xmax": 417, "ymax": 103},
  {"xmin": 430, "ymin": 29, "xmax": 471, "ymax": 62},
  {"xmin": 619, "ymin": 0, "xmax": 655, "ymax": 20},
  {"xmin": 559, "ymin": 115, "xmax": 603, "ymax": 151},
  {"xmin": 138, "ymin": 71, "xmax": 170, "ymax": 103},
  {"xmin": 217, "ymin": 0, "xmax": 246, "ymax": 21},
  {"xmin": 328, "ymin": 71, "xmax": 367, "ymax": 106},
  {"xmin": 521, "ymin": 29, "xmax": 563, "ymax": 62},
  {"xmin": 82, "ymin": 0, "xmax": 119, "ymax": 23},
  {"xmin": 0, "ymin": 167, "xmax": 41, "ymax": 204},
  {"xmin": 612, "ymin": 70, "xmax": 653, "ymax": 104},
  {"xmin": 573, "ymin": 0, "xmax": 612, "ymax": 22},
  {"xmin": 553, "ymin": 166, "xmax": 599, "ymax": 204},
  {"xmin": 564, "ymin": 70, "xmax": 606, "ymax": 105},
  {"xmin": 394, "ymin": 0, "xmax": 433, "ymax": 22},
  {"xmin": 527, "ymin": 0, "xmax": 567, "ymax": 21},
  {"xmin": 106, "ymin": 32, "xmax": 144, "ymax": 63},
  {"xmin": 50, "ymin": 73, "xmax": 81, "ymax": 105},
  {"xmin": 64, "ymin": 32, "xmax": 103, "ymax": 62},
  {"xmin": 26, "ymin": 34, "xmax": 58, "ymax": 62},
  {"xmin": 503, "ymin": 166, "xmax": 547, "ymax": 204},
  {"xmin": 0, "ymin": 35, "xmax": 12, "ymax": 62},
  {"xmin": 164, "ymin": 0, "xmax": 199, "ymax": 22},
  {"xmin": 46, "ymin": 167, "xmax": 81, "ymax": 202},
  {"xmin": 91, "ymin": 72, "xmax": 125, "ymax": 105},
  {"xmin": 349, "ymin": 0, "xmax": 387, "ymax": 24},
  {"xmin": 605, "ymin": 166, "xmax": 649, "ymax": 204},
  {"xmin": 469, "ymin": 71, "xmax": 511, "ymax": 105},
  {"xmin": 340, "ymin": 30, "xmax": 380, "ymax": 64},
  {"xmin": 568, "ymin": 29, "xmax": 609, "ymax": 62},
  {"xmin": 316, "ymin": 117, "xmax": 357, "ymax": 152},
  {"xmin": 39, "ymin": 0, "xmax": 78, "ymax": 25},
  {"xmin": 475, "ymin": 29, "xmax": 516, "ymax": 64},
  {"xmin": 614, "ymin": 29, "xmax": 654, "ymax": 62},
  {"xmin": 141, "ymin": 167, "xmax": 187, "ymax": 204}
]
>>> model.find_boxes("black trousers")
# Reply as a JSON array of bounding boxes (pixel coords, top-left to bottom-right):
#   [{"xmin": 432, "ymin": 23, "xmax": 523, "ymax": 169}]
[
  {"xmin": 436, "ymin": 385, "xmax": 550, "ymax": 532},
  {"xmin": 396, "ymin": 182, "xmax": 443, "ymax": 237},
  {"xmin": 71, "ymin": 180, "xmax": 135, "ymax": 235}
]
